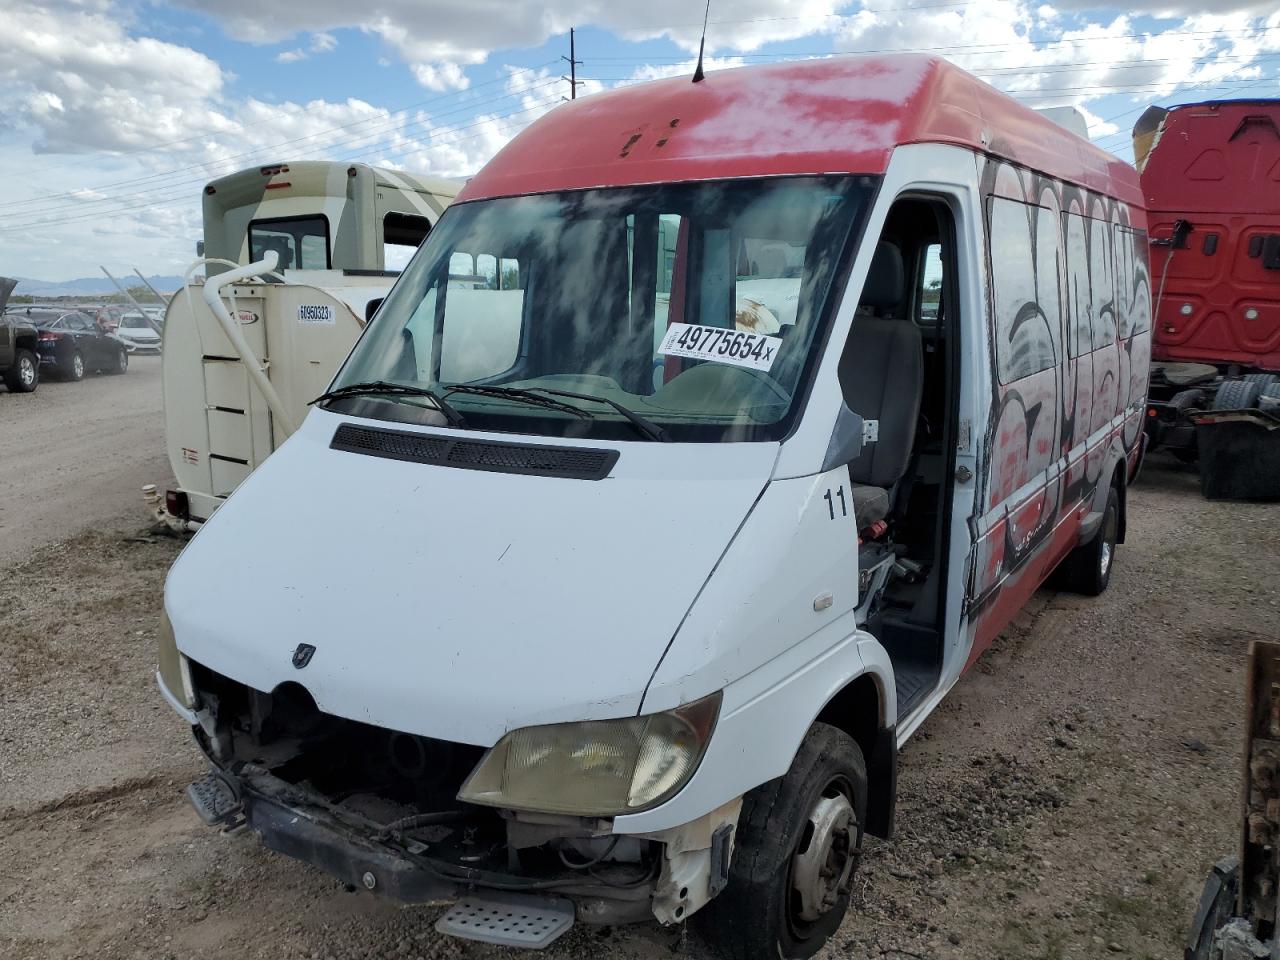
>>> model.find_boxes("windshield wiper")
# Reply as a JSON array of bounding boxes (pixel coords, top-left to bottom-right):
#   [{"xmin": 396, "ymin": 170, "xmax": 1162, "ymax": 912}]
[
  {"xmin": 310, "ymin": 380, "xmax": 465, "ymax": 426},
  {"xmin": 443, "ymin": 384, "xmax": 592, "ymax": 419},
  {"xmin": 529, "ymin": 388, "xmax": 670, "ymax": 442}
]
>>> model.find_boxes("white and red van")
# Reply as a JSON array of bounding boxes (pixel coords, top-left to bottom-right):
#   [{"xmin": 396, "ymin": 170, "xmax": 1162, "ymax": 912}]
[{"xmin": 158, "ymin": 54, "xmax": 1150, "ymax": 958}]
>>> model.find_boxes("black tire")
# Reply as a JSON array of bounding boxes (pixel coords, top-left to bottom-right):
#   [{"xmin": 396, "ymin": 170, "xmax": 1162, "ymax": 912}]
[
  {"xmin": 1056, "ymin": 483, "xmax": 1120, "ymax": 596},
  {"xmin": 108, "ymin": 348, "xmax": 128, "ymax": 375},
  {"xmin": 1241, "ymin": 373, "xmax": 1278, "ymax": 389},
  {"xmin": 4, "ymin": 348, "xmax": 39, "ymax": 393},
  {"xmin": 1212, "ymin": 378, "xmax": 1262, "ymax": 411},
  {"xmin": 695, "ymin": 723, "xmax": 867, "ymax": 960},
  {"xmin": 63, "ymin": 350, "xmax": 85, "ymax": 382}
]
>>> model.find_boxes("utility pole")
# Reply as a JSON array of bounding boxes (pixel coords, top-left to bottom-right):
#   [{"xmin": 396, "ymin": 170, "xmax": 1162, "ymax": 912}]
[{"xmin": 562, "ymin": 28, "xmax": 583, "ymax": 100}]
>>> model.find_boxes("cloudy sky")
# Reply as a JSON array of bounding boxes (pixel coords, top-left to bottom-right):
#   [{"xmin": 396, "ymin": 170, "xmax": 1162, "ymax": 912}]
[{"xmin": 1, "ymin": 0, "xmax": 1277, "ymax": 281}]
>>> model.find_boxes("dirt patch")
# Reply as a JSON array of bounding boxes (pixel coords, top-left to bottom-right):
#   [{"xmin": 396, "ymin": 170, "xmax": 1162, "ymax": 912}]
[
  {"xmin": 0, "ymin": 355, "xmax": 166, "ymax": 567},
  {"xmin": 0, "ymin": 456, "xmax": 1272, "ymax": 960}
]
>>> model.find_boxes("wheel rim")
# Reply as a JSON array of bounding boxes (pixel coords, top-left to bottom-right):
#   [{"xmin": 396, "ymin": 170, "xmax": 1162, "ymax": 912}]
[
  {"xmin": 790, "ymin": 781, "xmax": 857, "ymax": 926},
  {"xmin": 19, "ymin": 355, "xmax": 35, "ymax": 387},
  {"xmin": 73, "ymin": 354, "xmax": 84, "ymax": 378},
  {"xmin": 1099, "ymin": 505, "xmax": 1118, "ymax": 577},
  {"xmin": 119, "ymin": 351, "xmax": 128, "ymax": 372}
]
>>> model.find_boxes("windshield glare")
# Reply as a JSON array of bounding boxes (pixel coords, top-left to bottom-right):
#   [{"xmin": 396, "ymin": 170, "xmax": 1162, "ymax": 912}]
[{"xmin": 330, "ymin": 176, "xmax": 874, "ymax": 442}]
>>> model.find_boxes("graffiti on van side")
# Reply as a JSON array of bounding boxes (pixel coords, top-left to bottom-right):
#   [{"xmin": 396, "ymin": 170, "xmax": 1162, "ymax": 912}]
[{"xmin": 967, "ymin": 153, "xmax": 1151, "ymax": 628}]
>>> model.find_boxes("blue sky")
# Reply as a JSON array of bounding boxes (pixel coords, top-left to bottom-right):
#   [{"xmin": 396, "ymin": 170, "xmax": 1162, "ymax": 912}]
[{"xmin": 0, "ymin": 0, "xmax": 1277, "ymax": 280}]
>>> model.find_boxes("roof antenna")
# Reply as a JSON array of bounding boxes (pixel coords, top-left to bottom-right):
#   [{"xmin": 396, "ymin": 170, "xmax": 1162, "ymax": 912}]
[{"xmin": 692, "ymin": 0, "xmax": 712, "ymax": 83}]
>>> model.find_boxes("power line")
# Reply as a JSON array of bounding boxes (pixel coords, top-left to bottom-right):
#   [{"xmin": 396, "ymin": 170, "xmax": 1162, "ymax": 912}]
[
  {"xmin": 585, "ymin": 24, "xmax": 1280, "ymax": 61},
  {"xmin": 0, "ymin": 93, "xmax": 565, "ymax": 234},
  {"xmin": 0, "ymin": 76, "xmax": 563, "ymax": 219},
  {"xmin": 0, "ymin": 61, "xmax": 560, "ymax": 211}
]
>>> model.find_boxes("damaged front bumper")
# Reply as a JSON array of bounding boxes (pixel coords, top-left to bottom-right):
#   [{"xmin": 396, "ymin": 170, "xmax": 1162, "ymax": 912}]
[{"xmin": 184, "ymin": 757, "xmax": 737, "ymax": 940}]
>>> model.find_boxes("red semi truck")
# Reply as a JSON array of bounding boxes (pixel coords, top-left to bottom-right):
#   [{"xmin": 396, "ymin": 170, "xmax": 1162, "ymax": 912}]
[{"xmin": 1134, "ymin": 100, "xmax": 1280, "ymax": 499}]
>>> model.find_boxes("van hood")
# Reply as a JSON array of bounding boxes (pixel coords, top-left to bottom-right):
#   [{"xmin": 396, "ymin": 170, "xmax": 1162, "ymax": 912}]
[{"xmin": 167, "ymin": 411, "xmax": 777, "ymax": 746}]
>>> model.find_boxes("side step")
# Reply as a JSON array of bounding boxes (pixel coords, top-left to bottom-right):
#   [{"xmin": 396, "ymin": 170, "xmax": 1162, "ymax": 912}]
[
  {"xmin": 436, "ymin": 891, "xmax": 575, "ymax": 949},
  {"xmin": 187, "ymin": 771, "xmax": 244, "ymax": 830}
]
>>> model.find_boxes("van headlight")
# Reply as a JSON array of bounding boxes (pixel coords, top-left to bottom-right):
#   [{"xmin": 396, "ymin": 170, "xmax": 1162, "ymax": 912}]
[
  {"xmin": 458, "ymin": 693, "xmax": 721, "ymax": 816},
  {"xmin": 157, "ymin": 608, "xmax": 195, "ymax": 709}
]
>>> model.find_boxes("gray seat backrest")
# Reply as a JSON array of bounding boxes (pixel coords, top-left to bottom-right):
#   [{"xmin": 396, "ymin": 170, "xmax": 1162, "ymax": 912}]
[{"xmin": 839, "ymin": 242, "xmax": 923, "ymax": 489}]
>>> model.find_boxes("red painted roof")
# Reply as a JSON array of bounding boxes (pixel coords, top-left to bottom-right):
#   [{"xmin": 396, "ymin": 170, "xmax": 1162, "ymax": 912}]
[{"xmin": 459, "ymin": 54, "xmax": 1142, "ymax": 205}]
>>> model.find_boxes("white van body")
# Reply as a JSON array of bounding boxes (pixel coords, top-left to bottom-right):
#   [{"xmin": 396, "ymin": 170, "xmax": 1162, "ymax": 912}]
[{"xmin": 160, "ymin": 56, "xmax": 1149, "ymax": 958}]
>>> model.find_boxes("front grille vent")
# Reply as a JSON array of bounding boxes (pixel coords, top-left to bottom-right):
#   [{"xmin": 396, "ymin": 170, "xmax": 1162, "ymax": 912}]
[{"xmin": 330, "ymin": 424, "xmax": 618, "ymax": 480}]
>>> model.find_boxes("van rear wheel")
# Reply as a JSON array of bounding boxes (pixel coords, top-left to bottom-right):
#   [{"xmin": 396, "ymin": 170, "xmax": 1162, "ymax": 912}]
[
  {"xmin": 1057, "ymin": 484, "xmax": 1119, "ymax": 596},
  {"xmin": 695, "ymin": 723, "xmax": 866, "ymax": 960}
]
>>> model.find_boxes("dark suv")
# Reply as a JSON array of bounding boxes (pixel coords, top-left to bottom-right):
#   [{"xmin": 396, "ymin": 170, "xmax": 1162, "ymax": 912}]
[{"xmin": 0, "ymin": 279, "xmax": 40, "ymax": 393}]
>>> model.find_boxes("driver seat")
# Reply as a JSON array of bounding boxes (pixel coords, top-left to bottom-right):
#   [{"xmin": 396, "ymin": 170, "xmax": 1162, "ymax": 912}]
[{"xmin": 838, "ymin": 241, "xmax": 923, "ymax": 527}]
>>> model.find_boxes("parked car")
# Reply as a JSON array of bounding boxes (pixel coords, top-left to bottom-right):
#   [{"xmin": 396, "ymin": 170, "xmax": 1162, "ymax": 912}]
[
  {"xmin": 116, "ymin": 312, "xmax": 162, "ymax": 354},
  {"xmin": 0, "ymin": 279, "xmax": 40, "ymax": 393},
  {"xmin": 14, "ymin": 307, "xmax": 129, "ymax": 379}
]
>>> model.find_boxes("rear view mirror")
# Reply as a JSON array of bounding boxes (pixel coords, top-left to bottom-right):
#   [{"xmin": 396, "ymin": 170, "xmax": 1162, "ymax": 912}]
[{"xmin": 365, "ymin": 298, "xmax": 384, "ymax": 324}]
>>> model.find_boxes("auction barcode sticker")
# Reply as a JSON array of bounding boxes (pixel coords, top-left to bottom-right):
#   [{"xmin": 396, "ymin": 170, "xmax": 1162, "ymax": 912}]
[
  {"xmin": 297, "ymin": 304, "xmax": 335, "ymax": 325},
  {"xmin": 658, "ymin": 323, "xmax": 782, "ymax": 372}
]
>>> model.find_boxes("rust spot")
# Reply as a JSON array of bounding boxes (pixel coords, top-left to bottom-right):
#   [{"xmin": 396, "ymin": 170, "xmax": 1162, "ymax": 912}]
[
  {"xmin": 619, "ymin": 132, "xmax": 643, "ymax": 157},
  {"xmin": 669, "ymin": 118, "xmax": 680, "ymax": 128},
  {"xmin": 655, "ymin": 138, "xmax": 669, "ymax": 148}
]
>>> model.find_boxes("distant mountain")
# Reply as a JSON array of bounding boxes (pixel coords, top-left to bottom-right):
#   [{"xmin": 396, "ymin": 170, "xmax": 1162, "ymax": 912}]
[{"xmin": 13, "ymin": 275, "xmax": 184, "ymax": 298}]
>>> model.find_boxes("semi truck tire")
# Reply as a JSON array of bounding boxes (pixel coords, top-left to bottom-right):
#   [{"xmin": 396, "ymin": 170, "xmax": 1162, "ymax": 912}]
[{"xmin": 1213, "ymin": 379, "xmax": 1263, "ymax": 411}]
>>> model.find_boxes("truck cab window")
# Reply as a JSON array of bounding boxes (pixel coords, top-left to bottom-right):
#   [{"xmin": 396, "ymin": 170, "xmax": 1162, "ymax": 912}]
[
  {"xmin": 383, "ymin": 212, "xmax": 432, "ymax": 272},
  {"xmin": 248, "ymin": 215, "xmax": 330, "ymax": 270}
]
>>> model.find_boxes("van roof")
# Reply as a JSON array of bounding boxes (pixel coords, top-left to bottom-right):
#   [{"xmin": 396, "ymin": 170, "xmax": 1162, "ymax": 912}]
[{"xmin": 459, "ymin": 54, "xmax": 1141, "ymax": 205}]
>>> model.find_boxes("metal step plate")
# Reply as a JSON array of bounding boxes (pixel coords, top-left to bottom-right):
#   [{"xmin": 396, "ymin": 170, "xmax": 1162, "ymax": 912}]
[
  {"xmin": 435, "ymin": 891, "xmax": 574, "ymax": 949},
  {"xmin": 186, "ymin": 772, "xmax": 242, "ymax": 827}
]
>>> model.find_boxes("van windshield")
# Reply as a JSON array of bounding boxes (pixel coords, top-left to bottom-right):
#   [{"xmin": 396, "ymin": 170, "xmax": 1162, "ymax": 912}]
[{"xmin": 329, "ymin": 176, "xmax": 875, "ymax": 442}]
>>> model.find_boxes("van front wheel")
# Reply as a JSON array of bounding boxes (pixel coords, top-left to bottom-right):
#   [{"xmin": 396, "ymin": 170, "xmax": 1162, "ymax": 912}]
[{"xmin": 696, "ymin": 723, "xmax": 866, "ymax": 960}]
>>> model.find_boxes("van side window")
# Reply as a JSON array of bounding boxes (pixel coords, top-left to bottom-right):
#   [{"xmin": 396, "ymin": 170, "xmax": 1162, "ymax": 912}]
[
  {"xmin": 1089, "ymin": 218, "xmax": 1117, "ymax": 348},
  {"xmin": 988, "ymin": 197, "xmax": 1056, "ymax": 383},
  {"xmin": 1064, "ymin": 213, "xmax": 1091, "ymax": 357},
  {"xmin": 1113, "ymin": 225, "xmax": 1150, "ymax": 336}
]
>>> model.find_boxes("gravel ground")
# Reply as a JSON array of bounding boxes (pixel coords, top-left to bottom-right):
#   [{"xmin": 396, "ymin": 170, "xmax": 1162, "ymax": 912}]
[
  {"xmin": 0, "ymin": 454, "xmax": 1272, "ymax": 960},
  {"xmin": 0, "ymin": 355, "xmax": 165, "ymax": 567}
]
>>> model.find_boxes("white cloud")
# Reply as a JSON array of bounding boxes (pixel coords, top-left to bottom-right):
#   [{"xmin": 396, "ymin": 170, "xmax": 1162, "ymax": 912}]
[
  {"xmin": 174, "ymin": 0, "xmax": 849, "ymax": 70},
  {"xmin": 275, "ymin": 31, "xmax": 339, "ymax": 63},
  {"xmin": 0, "ymin": 0, "xmax": 231, "ymax": 154},
  {"xmin": 410, "ymin": 62, "xmax": 471, "ymax": 91},
  {"xmin": 619, "ymin": 56, "xmax": 750, "ymax": 84}
]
